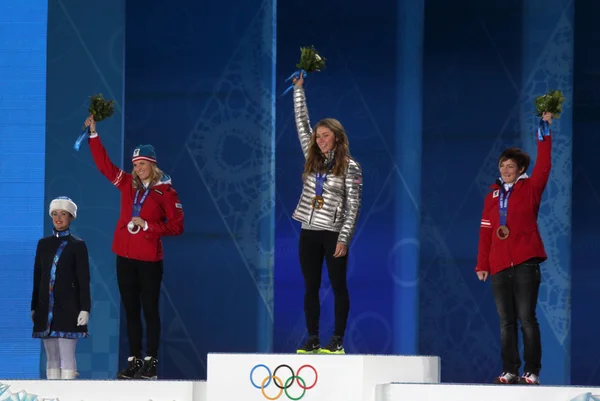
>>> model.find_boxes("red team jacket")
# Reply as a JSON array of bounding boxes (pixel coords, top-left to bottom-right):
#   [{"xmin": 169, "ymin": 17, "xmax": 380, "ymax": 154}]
[
  {"xmin": 89, "ymin": 135, "xmax": 184, "ymax": 262},
  {"xmin": 475, "ymin": 134, "xmax": 552, "ymax": 276}
]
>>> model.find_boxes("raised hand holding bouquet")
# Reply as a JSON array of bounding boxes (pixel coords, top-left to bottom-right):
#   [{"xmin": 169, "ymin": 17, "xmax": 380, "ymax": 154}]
[
  {"xmin": 281, "ymin": 45, "xmax": 327, "ymax": 96},
  {"xmin": 534, "ymin": 89, "xmax": 564, "ymax": 141},
  {"xmin": 74, "ymin": 94, "xmax": 116, "ymax": 151}
]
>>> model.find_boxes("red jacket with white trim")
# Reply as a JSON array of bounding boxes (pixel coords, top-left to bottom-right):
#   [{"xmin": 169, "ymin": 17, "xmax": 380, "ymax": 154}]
[
  {"xmin": 89, "ymin": 134, "xmax": 184, "ymax": 262},
  {"xmin": 475, "ymin": 134, "xmax": 552, "ymax": 276}
]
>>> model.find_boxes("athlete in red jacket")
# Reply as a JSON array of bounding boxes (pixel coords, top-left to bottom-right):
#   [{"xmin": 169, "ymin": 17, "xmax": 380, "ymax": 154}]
[
  {"xmin": 475, "ymin": 112, "xmax": 553, "ymax": 386},
  {"xmin": 84, "ymin": 116, "xmax": 184, "ymax": 381}
]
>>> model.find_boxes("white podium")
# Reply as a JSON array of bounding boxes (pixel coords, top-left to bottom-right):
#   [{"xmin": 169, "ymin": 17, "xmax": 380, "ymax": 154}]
[
  {"xmin": 0, "ymin": 380, "xmax": 200, "ymax": 401},
  {"xmin": 207, "ymin": 353, "xmax": 440, "ymax": 401},
  {"xmin": 374, "ymin": 383, "xmax": 600, "ymax": 401}
]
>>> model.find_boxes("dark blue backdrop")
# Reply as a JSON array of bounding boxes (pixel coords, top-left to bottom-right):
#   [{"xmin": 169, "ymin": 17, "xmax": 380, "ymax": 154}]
[
  {"xmin": 43, "ymin": 0, "xmax": 125, "ymax": 379},
  {"xmin": 274, "ymin": 0, "xmax": 576, "ymax": 386},
  {"xmin": 122, "ymin": 0, "xmax": 276, "ymax": 379},
  {"xmin": 571, "ymin": 0, "xmax": 600, "ymax": 387},
  {"xmin": 4, "ymin": 0, "xmax": 598, "ymax": 386}
]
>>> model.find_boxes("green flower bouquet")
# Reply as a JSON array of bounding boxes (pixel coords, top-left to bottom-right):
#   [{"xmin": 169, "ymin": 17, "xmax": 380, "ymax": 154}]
[
  {"xmin": 74, "ymin": 94, "xmax": 116, "ymax": 151},
  {"xmin": 281, "ymin": 46, "xmax": 327, "ymax": 96}
]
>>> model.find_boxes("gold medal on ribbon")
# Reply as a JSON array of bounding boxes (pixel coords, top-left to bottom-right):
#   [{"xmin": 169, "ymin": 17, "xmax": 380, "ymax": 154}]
[
  {"xmin": 311, "ymin": 195, "xmax": 325, "ymax": 210},
  {"xmin": 496, "ymin": 225, "xmax": 510, "ymax": 240}
]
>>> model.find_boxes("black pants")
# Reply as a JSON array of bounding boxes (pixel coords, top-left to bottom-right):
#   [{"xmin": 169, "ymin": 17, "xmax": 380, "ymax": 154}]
[
  {"xmin": 116, "ymin": 255, "xmax": 163, "ymax": 358},
  {"xmin": 491, "ymin": 260, "xmax": 542, "ymax": 376},
  {"xmin": 299, "ymin": 229, "xmax": 350, "ymax": 338}
]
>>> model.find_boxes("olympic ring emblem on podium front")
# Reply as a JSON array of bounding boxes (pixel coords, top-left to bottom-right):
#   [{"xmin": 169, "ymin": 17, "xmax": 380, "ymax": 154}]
[{"xmin": 249, "ymin": 364, "xmax": 318, "ymax": 400}]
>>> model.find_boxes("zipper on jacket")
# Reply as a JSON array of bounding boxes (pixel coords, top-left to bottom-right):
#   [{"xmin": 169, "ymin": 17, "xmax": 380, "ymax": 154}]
[{"xmin": 308, "ymin": 206, "xmax": 315, "ymax": 226}]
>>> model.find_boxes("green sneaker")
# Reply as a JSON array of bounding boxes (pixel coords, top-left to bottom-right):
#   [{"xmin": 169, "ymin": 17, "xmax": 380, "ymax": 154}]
[
  {"xmin": 319, "ymin": 336, "xmax": 345, "ymax": 355},
  {"xmin": 296, "ymin": 335, "xmax": 320, "ymax": 354}
]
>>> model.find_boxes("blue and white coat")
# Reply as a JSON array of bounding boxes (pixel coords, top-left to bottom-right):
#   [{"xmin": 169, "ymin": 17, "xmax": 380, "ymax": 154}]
[{"xmin": 31, "ymin": 229, "xmax": 91, "ymax": 338}]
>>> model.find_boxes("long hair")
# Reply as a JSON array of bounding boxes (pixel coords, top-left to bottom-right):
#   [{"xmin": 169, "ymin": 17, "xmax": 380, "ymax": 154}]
[
  {"xmin": 132, "ymin": 163, "xmax": 165, "ymax": 189},
  {"xmin": 302, "ymin": 118, "xmax": 353, "ymax": 182}
]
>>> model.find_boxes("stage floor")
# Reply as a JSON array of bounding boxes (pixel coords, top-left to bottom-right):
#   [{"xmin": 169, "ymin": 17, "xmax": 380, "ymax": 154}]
[{"xmin": 2, "ymin": 353, "xmax": 595, "ymax": 401}]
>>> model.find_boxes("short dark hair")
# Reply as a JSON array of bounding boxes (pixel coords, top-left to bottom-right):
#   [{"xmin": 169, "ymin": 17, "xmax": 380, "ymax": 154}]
[{"xmin": 498, "ymin": 147, "xmax": 531, "ymax": 173}]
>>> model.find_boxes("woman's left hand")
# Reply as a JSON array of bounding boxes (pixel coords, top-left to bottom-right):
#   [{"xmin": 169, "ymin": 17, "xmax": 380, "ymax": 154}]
[
  {"xmin": 132, "ymin": 217, "xmax": 146, "ymax": 228},
  {"xmin": 542, "ymin": 112, "xmax": 553, "ymax": 125},
  {"xmin": 333, "ymin": 242, "xmax": 348, "ymax": 258},
  {"xmin": 77, "ymin": 311, "xmax": 89, "ymax": 326}
]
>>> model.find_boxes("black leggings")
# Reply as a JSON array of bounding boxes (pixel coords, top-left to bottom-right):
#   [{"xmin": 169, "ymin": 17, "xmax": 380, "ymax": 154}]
[
  {"xmin": 299, "ymin": 229, "xmax": 350, "ymax": 338},
  {"xmin": 116, "ymin": 255, "xmax": 163, "ymax": 358}
]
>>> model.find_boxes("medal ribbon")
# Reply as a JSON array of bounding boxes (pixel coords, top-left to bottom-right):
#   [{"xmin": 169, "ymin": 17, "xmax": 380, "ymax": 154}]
[
  {"xmin": 132, "ymin": 187, "xmax": 151, "ymax": 218},
  {"xmin": 499, "ymin": 185, "xmax": 514, "ymax": 227},
  {"xmin": 280, "ymin": 69, "xmax": 307, "ymax": 97},
  {"xmin": 537, "ymin": 118, "xmax": 551, "ymax": 141},
  {"xmin": 74, "ymin": 127, "xmax": 90, "ymax": 152},
  {"xmin": 315, "ymin": 160, "xmax": 334, "ymax": 197}
]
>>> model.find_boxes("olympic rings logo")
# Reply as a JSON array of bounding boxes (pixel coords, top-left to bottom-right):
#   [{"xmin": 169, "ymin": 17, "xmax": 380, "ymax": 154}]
[{"xmin": 249, "ymin": 364, "xmax": 318, "ymax": 400}]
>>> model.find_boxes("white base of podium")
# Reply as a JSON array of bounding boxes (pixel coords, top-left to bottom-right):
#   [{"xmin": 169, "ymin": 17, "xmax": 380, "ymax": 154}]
[
  {"xmin": 0, "ymin": 379, "xmax": 205, "ymax": 401},
  {"xmin": 207, "ymin": 353, "xmax": 441, "ymax": 401},
  {"xmin": 375, "ymin": 383, "xmax": 600, "ymax": 401}
]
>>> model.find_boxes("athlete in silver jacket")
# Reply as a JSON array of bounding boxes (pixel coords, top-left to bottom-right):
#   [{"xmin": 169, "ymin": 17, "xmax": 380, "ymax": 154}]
[
  {"xmin": 291, "ymin": 88, "xmax": 363, "ymax": 245},
  {"xmin": 291, "ymin": 75, "xmax": 363, "ymax": 356}
]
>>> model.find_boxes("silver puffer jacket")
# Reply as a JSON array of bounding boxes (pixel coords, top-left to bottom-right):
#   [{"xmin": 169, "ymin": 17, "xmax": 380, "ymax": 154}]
[{"xmin": 291, "ymin": 87, "xmax": 363, "ymax": 245}]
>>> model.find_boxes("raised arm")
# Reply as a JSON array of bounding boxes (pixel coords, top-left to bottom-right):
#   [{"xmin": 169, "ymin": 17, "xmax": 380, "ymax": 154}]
[
  {"xmin": 337, "ymin": 160, "xmax": 363, "ymax": 245},
  {"xmin": 529, "ymin": 114, "xmax": 553, "ymax": 197},
  {"xmin": 475, "ymin": 197, "xmax": 492, "ymax": 274},
  {"xmin": 85, "ymin": 116, "xmax": 131, "ymax": 191},
  {"xmin": 293, "ymin": 86, "xmax": 313, "ymax": 159},
  {"xmin": 145, "ymin": 186, "xmax": 185, "ymax": 237}
]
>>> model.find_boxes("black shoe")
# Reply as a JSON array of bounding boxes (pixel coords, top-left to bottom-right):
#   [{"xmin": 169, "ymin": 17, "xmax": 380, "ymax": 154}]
[
  {"xmin": 116, "ymin": 357, "xmax": 144, "ymax": 379},
  {"xmin": 319, "ymin": 335, "xmax": 345, "ymax": 354},
  {"xmin": 296, "ymin": 335, "xmax": 320, "ymax": 354},
  {"xmin": 135, "ymin": 356, "xmax": 158, "ymax": 380}
]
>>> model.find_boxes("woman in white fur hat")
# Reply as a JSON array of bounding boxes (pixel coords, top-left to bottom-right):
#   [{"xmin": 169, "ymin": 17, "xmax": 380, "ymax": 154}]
[{"xmin": 30, "ymin": 196, "xmax": 91, "ymax": 380}]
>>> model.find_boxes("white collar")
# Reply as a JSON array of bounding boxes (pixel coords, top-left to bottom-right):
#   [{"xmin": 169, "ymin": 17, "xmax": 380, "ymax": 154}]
[{"xmin": 499, "ymin": 173, "xmax": 529, "ymax": 189}]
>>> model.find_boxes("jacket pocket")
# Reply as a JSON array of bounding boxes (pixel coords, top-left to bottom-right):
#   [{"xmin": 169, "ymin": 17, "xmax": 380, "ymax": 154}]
[{"xmin": 333, "ymin": 208, "xmax": 337, "ymax": 223}]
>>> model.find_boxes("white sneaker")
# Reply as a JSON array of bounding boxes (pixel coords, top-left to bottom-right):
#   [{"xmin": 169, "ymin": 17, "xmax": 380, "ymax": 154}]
[
  {"xmin": 519, "ymin": 372, "xmax": 540, "ymax": 385},
  {"xmin": 494, "ymin": 372, "xmax": 519, "ymax": 384}
]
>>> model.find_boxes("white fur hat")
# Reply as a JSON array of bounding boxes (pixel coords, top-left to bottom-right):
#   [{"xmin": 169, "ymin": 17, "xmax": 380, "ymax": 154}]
[{"xmin": 49, "ymin": 196, "xmax": 78, "ymax": 219}]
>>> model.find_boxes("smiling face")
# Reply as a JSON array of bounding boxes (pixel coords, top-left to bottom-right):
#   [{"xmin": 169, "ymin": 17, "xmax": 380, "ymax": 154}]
[
  {"xmin": 51, "ymin": 210, "xmax": 72, "ymax": 231},
  {"xmin": 315, "ymin": 126, "xmax": 337, "ymax": 154},
  {"xmin": 134, "ymin": 160, "xmax": 153, "ymax": 182},
  {"xmin": 499, "ymin": 158, "xmax": 523, "ymax": 184}
]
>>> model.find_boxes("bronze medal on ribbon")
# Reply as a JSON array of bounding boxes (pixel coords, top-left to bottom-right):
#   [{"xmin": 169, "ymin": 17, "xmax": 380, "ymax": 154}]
[
  {"xmin": 311, "ymin": 195, "xmax": 325, "ymax": 210},
  {"xmin": 496, "ymin": 225, "xmax": 510, "ymax": 240},
  {"xmin": 127, "ymin": 221, "xmax": 141, "ymax": 235}
]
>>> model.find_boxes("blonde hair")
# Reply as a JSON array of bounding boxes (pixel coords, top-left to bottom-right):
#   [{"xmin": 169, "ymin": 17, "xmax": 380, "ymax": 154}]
[
  {"xmin": 302, "ymin": 118, "xmax": 354, "ymax": 182},
  {"xmin": 131, "ymin": 163, "xmax": 164, "ymax": 189}
]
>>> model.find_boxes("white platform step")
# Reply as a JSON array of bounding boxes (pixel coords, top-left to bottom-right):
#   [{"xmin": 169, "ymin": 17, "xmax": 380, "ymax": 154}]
[
  {"xmin": 375, "ymin": 383, "xmax": 600, "ymax": 401},
  {"xmin": 207, "ymin": 353, "xmax": 440, "ymax": 401},
  {"xmin": 0, "ymin": 379, "xmax": 207, "ymax": 401}
]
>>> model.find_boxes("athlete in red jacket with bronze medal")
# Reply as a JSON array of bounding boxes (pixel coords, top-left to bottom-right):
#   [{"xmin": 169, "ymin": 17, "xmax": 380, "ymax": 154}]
[
  {"xmin": 84, "ymin": 116, "xmax": 184, "ymax": 380},
  {"xmin": 475, "ymin": 112, "xmax": 553, "ymax": 386}
]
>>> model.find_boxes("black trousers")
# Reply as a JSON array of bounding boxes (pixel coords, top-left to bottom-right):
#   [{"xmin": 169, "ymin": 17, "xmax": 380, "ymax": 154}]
[
  {"xmin": 116, "ymin": 255, "xmax": 163, "ymax": 358},
  {"xmin": 491, "ymin": 260, "xmax": 542, "ymax": 376},
  {"xmin": 299, "ymin": 229, "xmax": 350, "ymax": 338}
]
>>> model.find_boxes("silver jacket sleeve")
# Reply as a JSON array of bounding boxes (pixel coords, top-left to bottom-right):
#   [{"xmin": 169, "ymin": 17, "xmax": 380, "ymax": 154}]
[
  {"xmin": 293, "ymin": 87, "xmax": 312, "ymax": 158},
  {"xmin": 337, "ymin": 159, "xmax": 363, "ymax": 245}
]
